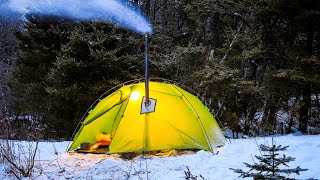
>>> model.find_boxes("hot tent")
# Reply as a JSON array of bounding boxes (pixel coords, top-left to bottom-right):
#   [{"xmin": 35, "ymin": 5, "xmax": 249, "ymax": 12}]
[{"xmin": 68, "ymin": 81, "xmax": 225, "ymax": 153}]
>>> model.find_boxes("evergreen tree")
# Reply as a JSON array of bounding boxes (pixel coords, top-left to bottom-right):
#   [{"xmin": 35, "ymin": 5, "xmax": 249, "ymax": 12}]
[
  {"xmin": 9, "ymin": 13, "xmax": 174, "ymax": 138},
  {"xmin": 255, "ymin": 0, "xmax": 320, "ymax": 133},
  {"xmin": 45, "ymin": 23, "xmax": 150, "ymax": 136},
  {"xmin": 0, "ymin": 10, "xmax": 21, "ymax": 119},
  {"xmin": 7, "ymin": 0, "xmax": 320, "ymax": 138},
  {"xmin": 8, "ymin": 15, "xmax": 75, "ymax": 136},
  {"xmin": 231, "ymin": 139, "xmax": 308, "ymax": 179}
]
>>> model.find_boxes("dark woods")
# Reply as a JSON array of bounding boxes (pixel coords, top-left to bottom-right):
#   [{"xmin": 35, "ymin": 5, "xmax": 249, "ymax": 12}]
[{"xmin": 1, "ymin": 0, "xmax": 320, "ymax": 139}]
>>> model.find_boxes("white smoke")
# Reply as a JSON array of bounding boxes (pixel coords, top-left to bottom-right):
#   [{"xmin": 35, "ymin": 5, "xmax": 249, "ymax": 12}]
[{"xmin": 1, "ymin": 0, "xmax": 152, "ymax": 34}]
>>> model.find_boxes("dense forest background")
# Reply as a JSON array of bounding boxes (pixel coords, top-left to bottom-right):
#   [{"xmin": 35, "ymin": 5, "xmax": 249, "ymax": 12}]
[{"xmin": 0, "ymin": 0, "xmax": 320, "ymax": 139}]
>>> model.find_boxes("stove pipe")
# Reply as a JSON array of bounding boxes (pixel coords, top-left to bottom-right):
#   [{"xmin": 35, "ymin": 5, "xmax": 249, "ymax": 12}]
[{"xmin": 144, "ymin": 33, "xmax": 150, "ymax": 106}]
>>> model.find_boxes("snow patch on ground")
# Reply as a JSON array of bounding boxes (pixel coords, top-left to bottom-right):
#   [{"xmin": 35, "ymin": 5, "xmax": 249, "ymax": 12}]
[{"xmin": 0, "ymin": 134, "xmax": 319, "ymax": 179}]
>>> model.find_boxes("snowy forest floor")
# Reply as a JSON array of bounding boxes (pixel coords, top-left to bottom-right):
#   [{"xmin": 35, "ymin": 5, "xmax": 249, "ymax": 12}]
[{"xmin": 0, "ymin": 133, "xmax": 319, "ymax": 180}]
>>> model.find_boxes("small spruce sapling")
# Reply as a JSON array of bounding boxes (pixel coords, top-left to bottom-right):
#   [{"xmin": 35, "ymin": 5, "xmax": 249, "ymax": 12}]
[{"xmin": 230, "ymin": 138, "xmax": 308, "ymax": 179}]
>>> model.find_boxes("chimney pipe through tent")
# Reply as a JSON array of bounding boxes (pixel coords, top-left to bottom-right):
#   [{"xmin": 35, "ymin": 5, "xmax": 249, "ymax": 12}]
[
  {"xmin": 144, "ymin": 33, "xmax": 150, "ymax": 106},
  {"xmin": 141, "ymin": 33, "xmax": 156, "ymax": 114}
]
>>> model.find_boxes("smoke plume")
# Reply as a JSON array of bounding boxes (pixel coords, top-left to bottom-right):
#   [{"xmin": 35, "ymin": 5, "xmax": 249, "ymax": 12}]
[{"xmin": 0, "ymin": 0, "xmax": 152, "ymax": 34}]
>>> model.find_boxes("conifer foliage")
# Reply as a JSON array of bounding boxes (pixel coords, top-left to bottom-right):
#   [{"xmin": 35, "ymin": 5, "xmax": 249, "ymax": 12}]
[
  {"xmin": 3, "ymin": 0, "xmax": 320, "ymax": 138},
  {"xmin": 231, "ymin": 139, "xmax": 307, "ymax": 179}
]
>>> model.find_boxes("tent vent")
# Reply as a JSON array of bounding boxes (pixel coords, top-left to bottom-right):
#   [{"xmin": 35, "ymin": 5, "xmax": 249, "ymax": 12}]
[{"xmin": 141, "ymin": 97, "xmax": 157, "ymax": 114}]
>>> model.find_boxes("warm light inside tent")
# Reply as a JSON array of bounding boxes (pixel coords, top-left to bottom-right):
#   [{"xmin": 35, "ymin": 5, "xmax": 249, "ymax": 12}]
[{"xmin": 130, "ymin": 91, "xmax": 141, "ymax": 101}]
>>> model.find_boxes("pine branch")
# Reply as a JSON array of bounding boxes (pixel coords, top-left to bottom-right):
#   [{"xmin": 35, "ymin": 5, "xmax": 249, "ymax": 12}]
[
  {"xmin": 274, "ymin": 155, "xmax": 295, "ymax": 167},
  {"xmin": 278, "ymin": 166, "xmax": 308, "ymax": 175},
  {"xmin": 230, "ymin": 168, "xmax": 264, "ymax": 178}
]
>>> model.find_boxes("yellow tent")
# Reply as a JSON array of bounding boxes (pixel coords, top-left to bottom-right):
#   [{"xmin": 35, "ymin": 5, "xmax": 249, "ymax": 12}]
[{"xmin": 68, "ymin": 81, "xmax": 225, "ymax": 153}]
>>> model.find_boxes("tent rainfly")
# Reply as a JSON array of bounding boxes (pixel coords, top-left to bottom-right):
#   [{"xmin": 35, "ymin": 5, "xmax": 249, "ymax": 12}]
[{"xmin": 68, "ymin": 81, "xmax": 226, "ymax": 153}]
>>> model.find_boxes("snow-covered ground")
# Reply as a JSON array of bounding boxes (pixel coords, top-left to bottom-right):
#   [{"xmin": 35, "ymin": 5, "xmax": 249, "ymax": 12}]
[{"xmin": 1, "ymin": 133, "xmax": 319, "ymax": 179}]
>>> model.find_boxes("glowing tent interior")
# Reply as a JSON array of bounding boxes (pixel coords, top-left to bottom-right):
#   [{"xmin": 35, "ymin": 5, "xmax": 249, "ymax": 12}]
[{"xmin": 68, "ymin": 81, "xmax": 226, "ymax": 153}]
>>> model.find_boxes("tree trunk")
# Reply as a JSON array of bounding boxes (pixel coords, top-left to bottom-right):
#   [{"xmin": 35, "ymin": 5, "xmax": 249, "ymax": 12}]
[
  {"xmin": 144, "ymin": 0, "xmax": 151, "ymax": 17},
  {"xmin": 211, "ymin": 12, "xmax": 220, "ymax": 47},
  {"xmin": 267, "ymin": 95, "xmax": 279, "ymax": 132},
  {"xmin": 306, "ymin": 27, "xmax": 313, "ymax": 54},
  {"xmin": 287, "ymin": 117, "xmax": 294, "ymax": 134},
  {"xmin": 298, "ymin": 84, "xmax": 311, "ymax": 133},
  {"xmin": 201, "ymin": 17, "xmax": 208, "ymax": 45},
  {"xmin": 151, "ymin": 0, "xmax": 159, "ymax": 23},
  {"xmin": 162, "ymin": 0, "xmax": 168, "ymax": 26}
]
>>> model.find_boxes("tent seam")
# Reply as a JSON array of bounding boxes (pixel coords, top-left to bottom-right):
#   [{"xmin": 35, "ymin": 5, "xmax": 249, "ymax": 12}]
[{"xmin": 169, "ymin": 84, "xmax": 214, "ymax": 152}]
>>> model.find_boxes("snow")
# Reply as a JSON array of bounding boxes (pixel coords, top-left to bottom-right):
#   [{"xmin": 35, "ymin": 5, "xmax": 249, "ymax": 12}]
[{"xmin": 1, "ymin": 134, "xmax": 320, "ymax": 179}]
